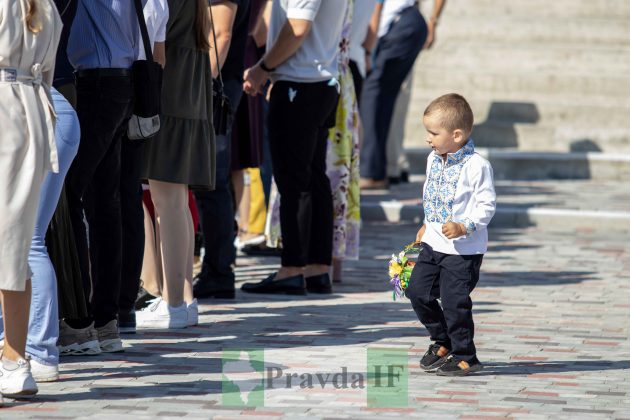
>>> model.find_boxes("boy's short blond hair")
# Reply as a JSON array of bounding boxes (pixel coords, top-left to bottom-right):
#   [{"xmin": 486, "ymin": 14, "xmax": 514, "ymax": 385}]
[{"xmin": 424, "ymin": 93, "xmax": 474, "ymax": 135}]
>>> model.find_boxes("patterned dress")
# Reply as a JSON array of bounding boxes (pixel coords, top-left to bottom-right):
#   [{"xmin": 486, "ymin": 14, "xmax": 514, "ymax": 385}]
[
  {"xmin": 266, "ymin": 0, "xmax": 361, "ymax": 261},
  {"xmin": 326, "ymin": 1, "xmax": 360, "ymax": 260}
]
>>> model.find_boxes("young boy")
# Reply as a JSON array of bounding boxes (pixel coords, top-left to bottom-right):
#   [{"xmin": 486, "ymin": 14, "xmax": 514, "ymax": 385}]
[{"xmin": 405, "ymin": 93, "xmax": 496, "ymax": 376}]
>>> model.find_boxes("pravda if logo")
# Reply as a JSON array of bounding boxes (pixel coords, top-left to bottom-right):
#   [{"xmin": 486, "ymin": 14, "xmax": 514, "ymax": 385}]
[
  {"xmin": 221, "ymin": 348, "xmax": 265, "ymax": 407},
  {"xmin": 221, "ymin": 347, "xmax": 408, "ymax": 407}
]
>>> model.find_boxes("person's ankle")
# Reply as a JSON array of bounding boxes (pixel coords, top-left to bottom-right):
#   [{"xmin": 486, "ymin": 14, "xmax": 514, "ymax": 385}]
[
  {"xmin": 304, "ymin": 264, "xmax": 330, "ymax": 278},
  {"xmin": 276, "ymin": 267, "xmax": 304, "ymax": 280}
]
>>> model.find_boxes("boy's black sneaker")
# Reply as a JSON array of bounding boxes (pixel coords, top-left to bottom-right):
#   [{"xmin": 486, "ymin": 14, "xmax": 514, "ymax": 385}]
[
  {"xmin": 435, "ymin": 355, "xmax": 483, "ymax": 376},
  {"xmin": 420, "ymin": 344, "xmax": 451, "ymax": 371}
]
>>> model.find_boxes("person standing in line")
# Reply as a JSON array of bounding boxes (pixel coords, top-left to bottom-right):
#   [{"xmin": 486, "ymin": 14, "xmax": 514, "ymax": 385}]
[
  {"xmin": 0, "ymin": 0, "xmax": 62, "ymax": 399},
  {"xmin": 0, "ymin": 0, "xmax": 82, "ymax": 384},
  {"xmin": 65, "ymin": 0, "xmax": 144, "ymax": 352},
  {"xmin": 138, "ymin": 0, "xmax": 215, "ymax": 329},
  {"xmin": 240, "ymin": 0, "xmax": 347, "ymax": 295},
  {"xmin": 359, "ymin": 0, "xmax": 445, "ymax": 190},
  {"xmin": 193, "ymin": 0, "xmax": 252, "ymax": 300},
  {"xmin": 117, "ymin": 0, "xmax": 169, "ymax": 335}
]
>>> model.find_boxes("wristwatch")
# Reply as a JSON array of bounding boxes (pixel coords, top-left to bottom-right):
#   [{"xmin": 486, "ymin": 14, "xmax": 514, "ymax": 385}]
[{"xmin": 259, "ymin": 59, "xmax": 276, "ymax": 73}]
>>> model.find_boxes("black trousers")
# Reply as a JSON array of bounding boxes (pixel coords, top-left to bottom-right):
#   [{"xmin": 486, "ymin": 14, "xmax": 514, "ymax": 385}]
[
  {"xmin": 66, "ymin": 73, "xmax": 133, "ymax": 327},
  {"xmin": 360, "ymin": 6, "xmax": 427, "ymax": 180},
  {"xmin": 268, "ymin": 80, "xmax": 339, "ymax": 267},
  {"xmin": 117, "ymin": 138, "xmax": 145, "ymax": 313},
  {"xmin": 194, "ymin": 78, "xmax": 243, "ymax": 289},
  {"xmin": 405, "ymin": 243, "xmax": 483, "ymax": 362}
]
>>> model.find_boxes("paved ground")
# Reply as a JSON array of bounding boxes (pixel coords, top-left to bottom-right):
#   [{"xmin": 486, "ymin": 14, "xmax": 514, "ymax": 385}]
[
  {"xmin": 362, "ymin": 176, "xmax": 630, "ymax": 213},
  {"xmin": 2, "ymin": 221, "xmax": 630, "ymax": 419}
]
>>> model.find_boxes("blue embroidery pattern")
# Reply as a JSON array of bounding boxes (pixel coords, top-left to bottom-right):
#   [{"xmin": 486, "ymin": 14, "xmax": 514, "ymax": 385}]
[{"xmin": 423, "ymin": 140, "xmax": 476, "ymax": 225}]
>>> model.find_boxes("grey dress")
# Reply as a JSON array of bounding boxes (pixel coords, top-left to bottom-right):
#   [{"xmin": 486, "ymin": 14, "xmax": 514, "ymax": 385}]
[{"xmin": 142, "ymin": 0, "xmax": 215, "ymax": 190}]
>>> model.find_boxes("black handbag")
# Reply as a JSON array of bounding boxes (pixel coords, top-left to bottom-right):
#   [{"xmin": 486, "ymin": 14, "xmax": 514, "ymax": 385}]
[
  {"xmin": 209, "ymin": 5, "xmax": 233, "ymax": 136},
  {"xmin": 129, "ymin": 0, "xmax": 163, "ymax": 139}
]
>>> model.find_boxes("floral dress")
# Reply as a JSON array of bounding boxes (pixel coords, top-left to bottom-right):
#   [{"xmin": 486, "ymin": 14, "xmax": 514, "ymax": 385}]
[{"xmin": 266, "ymin": 0, "xmax": 361, "ymax": 261}]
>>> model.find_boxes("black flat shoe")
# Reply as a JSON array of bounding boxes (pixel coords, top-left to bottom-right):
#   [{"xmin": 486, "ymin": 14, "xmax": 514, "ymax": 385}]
[
  {"xmin": 305, "ymin": 273, "xmax": 332, "ymax": 294},
  {"xmin": 241, "ymin": 243, "xmax": 283, "ymax": 257},
  {"xmin": 241, "ymin": 273, "xmax": 306, "ymax": 295},
  {"xmin": 193, "ymin": 275, "xmax": 236, "ymax": 299}
]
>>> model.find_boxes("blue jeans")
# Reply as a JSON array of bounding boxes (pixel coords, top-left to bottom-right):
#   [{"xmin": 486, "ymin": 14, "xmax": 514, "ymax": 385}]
[{"xmin": 0, "ymin": 88, "xmax": 80, "ymax": 365}]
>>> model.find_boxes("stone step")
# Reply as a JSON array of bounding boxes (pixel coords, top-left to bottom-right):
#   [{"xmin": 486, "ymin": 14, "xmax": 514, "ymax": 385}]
[
  {"xmin": 407, "ymin": 93, "xmax": 630, "ymax": 126},
  {"xmin": 403, "ymin": 120, "xmax": 630, "ymax": 152},
  {"xmin": 439, "ymin": 0, "xmax": 630, "ymax": 19},
  {"xmin": 419, "ymin": 43, "xmax": 630, "ymax": 75},
  {"xmin": 404, "ymin": 148, "xmax": 630, "ymax": 180},
  {"xmin": 411, "ymin": 66, "xmax": 630, "ymax": 98},
  {"xmin": 435, "ymin": 15, "xmax": 630, "ymax": 46},
  {"xmin": 360, "ymin": 178, "xmax": 630, "ymax": 230},
  {"xmin": 361, "ymin": 200, "xmax": 630, "ymax": 231}
]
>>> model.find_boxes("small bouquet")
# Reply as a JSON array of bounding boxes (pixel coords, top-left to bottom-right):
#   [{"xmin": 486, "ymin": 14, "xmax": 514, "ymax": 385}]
[{"xmin": 388, "ymin": 242, "xmax": 421, "ymax": 300}]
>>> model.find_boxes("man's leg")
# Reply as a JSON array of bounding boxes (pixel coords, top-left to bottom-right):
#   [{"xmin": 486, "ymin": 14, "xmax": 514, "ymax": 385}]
[
  {"xmin": 83, "ymin": 77, "xmax": 133, "ymax": 328},
  {"xmin": 193, "ymin": 80, "xmax": 242, "ymax": 297},
  {"xmin": 360, "ymin": 8, "xmax": 427, "ymax": 181},
  {"xmin": 193, "ymin": 130, "xmax": 236, "ymax": 296},
  {"xmin": 268, "ymin": 82, "xmax": 331, "ymax": 269},
  {"xmin": 118, "ymin": 138, "xmax": 145, "ymax": 324},
  {"xmin": 66, "ymin": 76, "xmax": 123, "ymax": 313},
  {"xmin": 307, "ymin": 87, "xmax": 339, "ymax": 267}
]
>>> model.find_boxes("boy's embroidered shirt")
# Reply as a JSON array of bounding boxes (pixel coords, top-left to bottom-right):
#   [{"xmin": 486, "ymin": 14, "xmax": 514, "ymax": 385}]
[
  {"xmin": 424, "ymin": 139, "xmax": 476, "ymax": 225},
  {"xmin": 421, "ymin": 139, "xmax": 497, "ymax": 255}
]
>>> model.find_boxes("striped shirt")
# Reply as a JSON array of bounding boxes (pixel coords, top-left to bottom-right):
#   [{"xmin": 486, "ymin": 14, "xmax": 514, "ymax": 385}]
[{"xmin": 67, "ymin": 0, "xmax": 146, "ymax": 70}]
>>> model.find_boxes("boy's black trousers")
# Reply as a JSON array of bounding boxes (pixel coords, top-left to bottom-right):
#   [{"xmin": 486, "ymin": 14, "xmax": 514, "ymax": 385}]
[{"xmin": 405, "ymin": 243, "xmax": 483, "ymax": 363}]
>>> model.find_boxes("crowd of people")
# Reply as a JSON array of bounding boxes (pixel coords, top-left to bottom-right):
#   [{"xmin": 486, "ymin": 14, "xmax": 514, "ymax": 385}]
[{"xmin": 0, "ymin": 0, "xmax": 446, "ymax": 400}]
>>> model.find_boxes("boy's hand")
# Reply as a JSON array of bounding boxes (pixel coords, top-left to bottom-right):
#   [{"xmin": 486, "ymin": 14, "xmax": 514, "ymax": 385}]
[
  {"xmin": 442, "ymin": 222, "xmax": 467, "ymax": 239},
  {"xmin": 415, "ymin": 224, "xmax": 426, "ymax": 244}
]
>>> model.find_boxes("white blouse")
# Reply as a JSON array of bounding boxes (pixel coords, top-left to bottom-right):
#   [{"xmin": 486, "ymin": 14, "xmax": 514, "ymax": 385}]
[{"xmin": 421, "ymin": 140, "xmax": 497, "ymax": 255}]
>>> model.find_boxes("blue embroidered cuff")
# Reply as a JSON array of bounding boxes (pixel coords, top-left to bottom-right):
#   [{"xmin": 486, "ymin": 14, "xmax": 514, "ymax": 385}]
[{"xmin": 461, "ymin": 218, "xmax": 476, "ymax": 235}]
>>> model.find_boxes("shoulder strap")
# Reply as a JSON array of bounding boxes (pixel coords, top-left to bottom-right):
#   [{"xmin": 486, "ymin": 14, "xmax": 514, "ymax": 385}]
[
  {"xmin": 133, "ymin": 0, "xmax": 155, "ymax": 63},
  {"xmin": 208, "ymin": 4, "xmax": 224, "ymax": 89}
]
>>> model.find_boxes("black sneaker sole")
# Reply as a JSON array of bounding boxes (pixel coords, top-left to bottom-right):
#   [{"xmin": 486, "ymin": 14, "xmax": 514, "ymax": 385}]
[{"xmin": 436, "ymin": 363, "xmax": 483, "ymax": 377}]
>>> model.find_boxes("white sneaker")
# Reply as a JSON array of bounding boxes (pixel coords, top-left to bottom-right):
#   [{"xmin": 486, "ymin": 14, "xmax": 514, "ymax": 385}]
[
  {"xmin": 187, "ymin": 299, "xmax": 198, "ymax": 326},
  {"xmin": 136, "ymin": 298, "xmax": 188, "ymax": 329},
  {"xmin": 0, "ymin": 358, "xmax": 38, "ymax": 399},
  {"xmin": 29, "ymin": 359, "xmax": 59, "ymax": 383}
]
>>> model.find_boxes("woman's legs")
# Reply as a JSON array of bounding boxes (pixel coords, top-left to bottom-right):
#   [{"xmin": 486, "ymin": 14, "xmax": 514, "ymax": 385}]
[
  {"xmin": 0, "ymin": 89, "xmax": 80, "ymax": 366},
  {"xmin": 27, "ymin": 90, "xmax": 80, "ymax": 365},
  {"xmin": 140, "ymin": 201, "xmax": 162, "ymax": 297},
  {"xmin": 1, "ymin": 281, "xmax": 32, "ymax": 361},
  {"xmin": 148, "ymin": 180, "xmax": 193, "ymax": 307}
]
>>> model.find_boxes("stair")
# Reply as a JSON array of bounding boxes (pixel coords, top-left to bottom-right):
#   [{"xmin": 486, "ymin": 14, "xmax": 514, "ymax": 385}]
[
  {"xmin": 402, "ymin": 0, "xmax": 630, "ymax": 155},
  {"xmin": 369, "ymin": 1, "xmax": 630, "ymax": 231}
]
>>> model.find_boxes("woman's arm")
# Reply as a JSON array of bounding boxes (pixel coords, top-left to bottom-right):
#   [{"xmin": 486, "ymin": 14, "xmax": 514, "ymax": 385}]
[
  {"xmin": 252, "ymin": 0, "xmax": 272, "ymax": 48},
  {"xmin": 208, "ymin": 0, "xmax": 238, "ymax": 77}
]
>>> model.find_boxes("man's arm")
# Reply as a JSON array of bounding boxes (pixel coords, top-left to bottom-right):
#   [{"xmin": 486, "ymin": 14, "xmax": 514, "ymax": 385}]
[
  {"xmin": 208, "ymin": 1, "xmax": 238, "ymax": 77},
  {"xmin": 153, "ymin": 42, "xmax": 166, "ymax": 67},
  {"xmin": 424, "ymin": 0, "xmax": 446, "ymax": 49},
  {"xmin": 243, "ymin": 17, "xmax": 312, "ymax": 95},
  {"xmin": 362, "ymin": 2, "xmax": 383, "ymax": 57}
]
